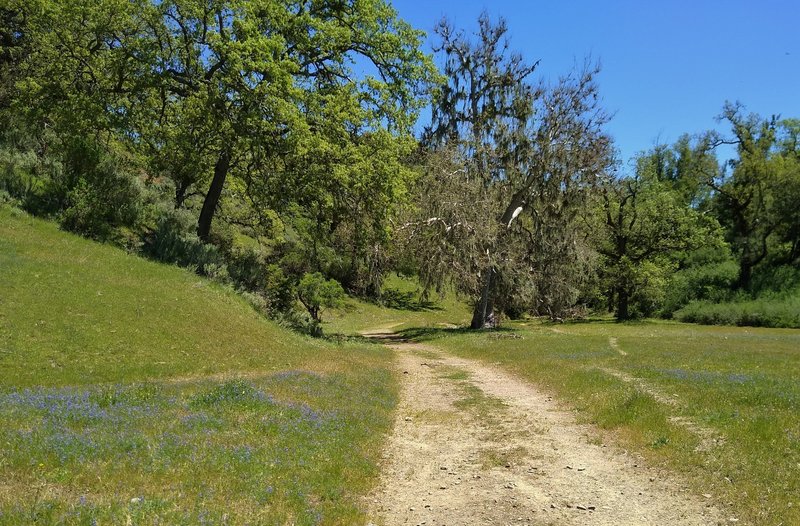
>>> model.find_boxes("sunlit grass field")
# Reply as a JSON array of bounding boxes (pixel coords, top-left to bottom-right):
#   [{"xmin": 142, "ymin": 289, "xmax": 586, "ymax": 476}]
[
  {"xmin": 0, "ymin": 207, "xmax": 395, "ymax": 524},
  {"xmin": 5, "ymin": 204, "xmax": 799, "ymax": 524},
  {"xmin": 406, "ymin": 320, "xmax": 800, "ymax": 525}
]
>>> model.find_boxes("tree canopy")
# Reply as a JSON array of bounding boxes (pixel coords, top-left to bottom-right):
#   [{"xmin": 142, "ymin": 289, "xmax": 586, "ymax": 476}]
[
  {"xmin": 405, "ymin": 15, "xmax": 613, "ymax": 327},
  {"xmin": 2, "ymin": 4, "xmax": 798, "ymax": 331}
]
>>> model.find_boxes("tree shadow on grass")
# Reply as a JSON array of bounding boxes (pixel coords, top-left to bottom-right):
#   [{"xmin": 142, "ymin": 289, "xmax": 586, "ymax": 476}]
[
  {"xmin": 396, "ymin": 325, "xmax": 518, "ymax": 342},
  {"xmin": 372, "ymin": 287, "xmax": 444, "ymax": 312},
  {"xmin": 323, "ymin": 326, "xmax": 511, "ymax": 346},
  {"xmin": 323, "ymin": 333, "xmax": 387, "ymax": 346}
]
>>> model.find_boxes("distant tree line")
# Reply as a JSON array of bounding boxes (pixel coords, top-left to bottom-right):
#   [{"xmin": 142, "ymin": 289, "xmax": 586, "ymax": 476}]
[
  {"xmin": 2, "ymin": 1, "xmax": 798, "ymax": 331},
  {"xmin": 398, "ymin": 18, "xmax": 799, "ymax": 327}
]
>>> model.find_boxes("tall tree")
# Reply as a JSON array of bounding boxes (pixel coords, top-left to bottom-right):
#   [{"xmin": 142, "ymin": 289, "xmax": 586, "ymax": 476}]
[
  {"xmin": 407, "ymin": 15, "xmax": 613, "ymax": 328},
  {"xmin": 708, "ymin": 103, "xmax": 784, "ymax": 290},
  {"xmin": 771, "ymin": 119, "xmax": 800, "ymax": 266},
  {"xmin": 591, "ymin": 156, "xmax": 720, "ymax": 320},
  {"xmin": 134, "ymin": 0, "xmax": 433, "ymax": 243},
  {"xmin": 0, "ymin": 4, "xmax": 29, "ymax": 121},
  {"xmin": 8, "ymin": 0, "xmax": 434, "ymax": 250}
]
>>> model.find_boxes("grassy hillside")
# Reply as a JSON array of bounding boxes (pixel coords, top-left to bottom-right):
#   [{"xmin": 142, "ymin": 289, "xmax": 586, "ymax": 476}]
[
  {"xmin": 406, "ymin": 320, "xmax": 800, "ymax": 525},
  {"xmin": 0, "ymin": 206, "xmax": 395, "ymax": 525}
]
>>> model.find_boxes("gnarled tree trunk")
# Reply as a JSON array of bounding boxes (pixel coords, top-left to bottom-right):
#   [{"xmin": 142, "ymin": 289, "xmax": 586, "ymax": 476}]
[
  {"xmin": 471, "ymin": 268, "xmax": 496, "ymax": 329},
  {"xmin": 197, "ymin": 148, "xmax": 230, "ymax": 243}
]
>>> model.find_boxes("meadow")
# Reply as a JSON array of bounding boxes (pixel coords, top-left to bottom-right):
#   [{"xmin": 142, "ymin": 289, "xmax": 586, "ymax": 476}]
[
  {"xmin": 402, "ymin": 320, "xmax": 800, "ymax": 525},
  {"xmin": 0, "ymin": 207, "xmax": 395, "ymax": 525},
  {"xmin": 4, "ymin": 204, "xmax": 800, "ymax": 525}
]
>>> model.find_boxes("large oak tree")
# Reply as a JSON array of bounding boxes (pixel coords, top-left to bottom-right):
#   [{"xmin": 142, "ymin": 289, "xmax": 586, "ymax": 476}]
[{"xmin": 406, "ymin": 15, "xmax": 613, "ymax": 328}]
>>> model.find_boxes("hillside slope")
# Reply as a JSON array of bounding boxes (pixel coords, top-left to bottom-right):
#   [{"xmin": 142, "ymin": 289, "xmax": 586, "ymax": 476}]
[{"xmin": 0, "ymin": 206, "xmax": 395, "ymax": 525}]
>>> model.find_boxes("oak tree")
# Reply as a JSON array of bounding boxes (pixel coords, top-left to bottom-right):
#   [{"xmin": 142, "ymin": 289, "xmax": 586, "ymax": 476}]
[{"xmin": 407, "ymin": 15, "xmax": 613, "ymax": 328}]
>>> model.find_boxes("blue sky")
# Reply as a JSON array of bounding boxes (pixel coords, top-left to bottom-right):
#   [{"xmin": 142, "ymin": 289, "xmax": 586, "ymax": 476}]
[{"xmin": 390, "ymin": 0, "xmax": 800, "ymax": 166}]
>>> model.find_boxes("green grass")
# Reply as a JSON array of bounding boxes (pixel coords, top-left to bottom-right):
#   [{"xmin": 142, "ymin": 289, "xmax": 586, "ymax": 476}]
[
  {"xmin": 405, "ymin": 319, "xmax": 800, "ymax": 525},
  {"xmin": 0, "ymin": 207, "xmax": 396, "ymax": 525},
  {"xmin": 324, "ymin": 275, "xmax": 471, "ymax": 335}
]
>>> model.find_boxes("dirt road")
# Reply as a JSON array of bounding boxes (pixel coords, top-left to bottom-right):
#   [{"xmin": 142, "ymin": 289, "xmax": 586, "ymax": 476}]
[{"xmin": 365, "ymin": 332, "xmax": 725, "ymax": 526}]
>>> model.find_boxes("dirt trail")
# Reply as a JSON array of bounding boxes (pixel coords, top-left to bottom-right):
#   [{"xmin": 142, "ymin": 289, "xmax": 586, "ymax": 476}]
[{"xmin": 365, "ymin": 331, "xmax": 724, "ymax": 526}]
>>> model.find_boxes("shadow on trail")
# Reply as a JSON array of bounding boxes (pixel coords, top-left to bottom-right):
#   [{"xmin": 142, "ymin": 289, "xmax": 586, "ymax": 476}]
[
  {"xmin": 394, "ymin": 317, "xmax": 626, "ymax": 342},
  {"xmin": 327, "ymin": 317, "xmax": 622, "ymax": 346},
  {"xmin": 395, "ymin": 326, "xmax": 517, "ymax": 342}
]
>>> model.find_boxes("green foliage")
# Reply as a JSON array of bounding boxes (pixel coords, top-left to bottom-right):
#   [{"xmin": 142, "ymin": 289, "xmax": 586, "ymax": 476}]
[
  {"xmin": 297, "ymin": 272, "xmax": 346, "ymax": 331},
  {"xmin": 675, "ymin": 291, "xmax": 800, "ymax": 328},
  {"xmin": 126, "ymin": 0, "xmax": 436, "ymax": 259},
  {"xmin": 708, "ymin": 104, "xmax": 800, "ymax": 290},
  {"xmin": 142, "ymin": 207, "xmax": 223, "ymax": 273},
  {"xmin": 662, "ymin": 257, "xmax": 739, "ymax": 317},
  {"xmin": 0, "ymin": 133, "xmax": 63, "ymax": 216},
  {"xmin": 225, "ymin": 241, "xmax": 297, "ymax": 315},
  {"xmin": 750, "ymin": 262, "xmax": 800, "ymax": 295},
  {"xmin": 58, "ymin": 143, "xmax": 144, "ymax": 240},
  {"xmin": 626, "ymin": 259, "xmax": 671, "ymax": 318},
  {"xmin": 0, "ymin": 133, "xmax": 145, "ymax": 241},
  {"xmin": 408, "ymin": 16, "xmax": 612, "ymax": 328},
  {"xmin": 591, "ymin": 160, "xmax": 723, "ymax": 320},
  {"xmin": 1, "ymin": 0, "xmax": 437, "ymax": 319}
]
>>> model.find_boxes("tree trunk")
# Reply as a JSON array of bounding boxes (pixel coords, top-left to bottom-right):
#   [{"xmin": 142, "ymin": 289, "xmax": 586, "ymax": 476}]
[
  {"xmin": 468, "ymin": 193, "xmax": 527, "ymax": 330},
  {"xmin": 616, "ymin": 287, "xmax": 630, "ymax": 321},
  {"xmin": 736, "ymin": 260, "xmax": 753, "ymax": 291},
  {"xmin": 174, "ymin": 179, "xmax": 190, "ymax": 209},
  {"xmin": 471, "ymin": 268, "xmax": 495, "ymax": 329},
  {"xmin": 197, "ymin": 148, "xmax": 231, "ymax": 243}
]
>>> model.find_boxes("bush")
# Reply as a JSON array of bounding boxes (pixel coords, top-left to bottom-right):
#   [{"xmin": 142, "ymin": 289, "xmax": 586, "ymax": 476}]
[
  {"xmin": 675, "ymin": 291, "xmax": 800, "ymax": 328},
  {"xmin": 0, "ymin": 142, "xmax": 64, "ymax": 216},
  {"xmin": 60, "ymin": 176, "xmax": 142, "ymax": 241},
  {"xmin": 296, "ymin": 272, "xmax": 345, "ymax": 335},
  {"xmin": 661, "ymin": 259, "xmax": 738, "ymax": 317},
  {"xmin": 0, "ymin": 145, "xmax": 38, "ymax": 202},
  {"xmin": 629, "ymin": 260, "xmax": 669, "ymax": 318},
  {"xmin": 142, "ymin": 206, "xmax": 224, "ymax": 275},
  {"xmin": 226, "ymin": 238, "xmax": 271, "ymax": 292},
  {"xmin": 0, "ymin": 138, "xmax": 144, "ymax": 240},
  {"xmin": 751, "ymin": 263, "xmax": 800, "ymax": 296}
]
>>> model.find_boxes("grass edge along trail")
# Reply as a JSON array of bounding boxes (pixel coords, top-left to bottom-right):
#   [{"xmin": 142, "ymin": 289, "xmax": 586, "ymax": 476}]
[
  {"xmin": 0, "ymin": 206, "xmax": 397, "ymax": 525},
  {"xmin": 402, "ymin": 320, "xmax": 800, "ymax": 526}
]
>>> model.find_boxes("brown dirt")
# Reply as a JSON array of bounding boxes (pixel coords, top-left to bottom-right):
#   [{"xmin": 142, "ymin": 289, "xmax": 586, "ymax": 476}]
[{"xmin": 364, "ymin": 332, "xmax": 726, "ymax": 526}]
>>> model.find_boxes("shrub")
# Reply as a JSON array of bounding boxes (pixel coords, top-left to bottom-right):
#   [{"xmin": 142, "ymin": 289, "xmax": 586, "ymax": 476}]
[
  {"xmin": 629, "ymin": 260, "xmax": 669, "ymax": 318},
  {"xmin": 0, "ymin": 145, "xmax": 37, "ymax": 202},
  {"xmin": 675, "ymin": 291, "xmax": 800, "ymax": 328},
  {"xmin": 226, "ymin": 239, "xmax": 271, "ymax": 292},
  {"xmin": 0, "ymin": 142, "xmax": 64, "ymax": 216},
  {"xmin": 261, "ymin": 264, "xmax": 297, "ymax": 314},
  {"xmin": 142, "ymin": 206, "xmax": 224, "ymax": 275},
  {"xmin": 661, "ymin": 259, "xmax": 739, "ymax": 317},
  {"xmin": 296, "ymin": 272, "xmax": 345, "ymax": 335},
  {"xmin": 751, "ymin": 263, "xmax": 800, "ymax": 296},
  {"xmin": 53, "ymin": 140, "xmax": 145, "ymax": 240}
]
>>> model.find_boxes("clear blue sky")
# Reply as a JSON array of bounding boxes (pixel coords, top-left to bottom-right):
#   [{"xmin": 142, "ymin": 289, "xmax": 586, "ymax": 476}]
[{"xmin": 390, "ymin": 0, "xmax": 800, "ymax": 165}]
